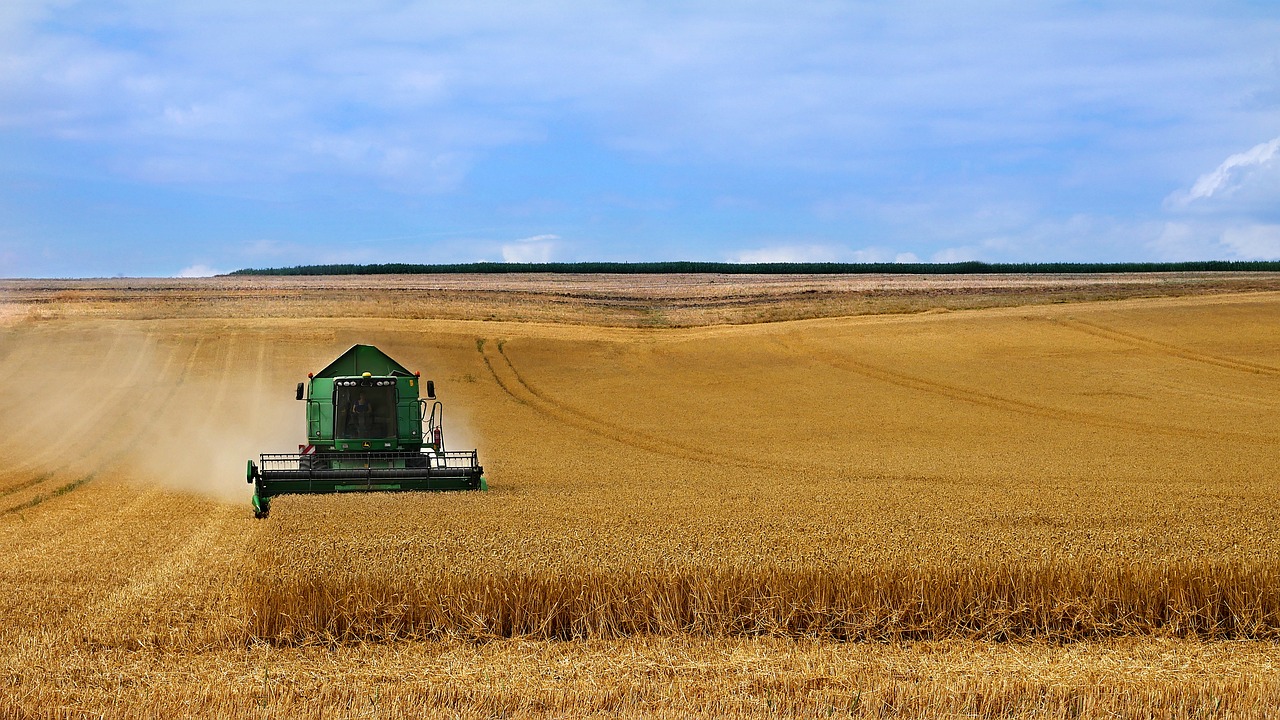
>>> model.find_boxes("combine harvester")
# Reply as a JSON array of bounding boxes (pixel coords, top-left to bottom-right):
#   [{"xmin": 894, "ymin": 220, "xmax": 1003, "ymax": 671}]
[{"xmin": 246, "ymin": 344, "xmax": 485, "ymax": 518}]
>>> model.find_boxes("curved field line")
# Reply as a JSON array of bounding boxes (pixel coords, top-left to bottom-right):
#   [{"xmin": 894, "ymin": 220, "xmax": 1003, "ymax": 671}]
[
  {"xmin": 1056, "ymin": 318, "xmax": 1280, "ymax": 377},
  {"xmin": 477, "ymin": 340, "xmax": 529, "ymax": 408},
  {"xmin": 479, "ymin": 339, "xmax": 726, "ymax": 467},
  {"xmin": 775, "ymin": 334, "xmax": 1277, "ymax": 446},
  {"xmin": 1136, "ymin": 374, "xmax": 1280, "ymax": 411},
  {"xmin": 480, "ymin": 339, "xmax": 807, "ymax": 473}
]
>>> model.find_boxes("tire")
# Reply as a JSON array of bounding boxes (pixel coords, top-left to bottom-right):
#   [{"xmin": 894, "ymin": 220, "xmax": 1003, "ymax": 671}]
[{"xmin": 300, "ymin": 453, "xmax": 330, "ymax": 471}]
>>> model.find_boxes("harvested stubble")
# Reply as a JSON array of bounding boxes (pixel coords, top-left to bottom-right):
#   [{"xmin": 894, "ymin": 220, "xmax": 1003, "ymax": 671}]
[{"xmin": 7, "ymin": 636, "xmax": 1280, "ymax": 718}]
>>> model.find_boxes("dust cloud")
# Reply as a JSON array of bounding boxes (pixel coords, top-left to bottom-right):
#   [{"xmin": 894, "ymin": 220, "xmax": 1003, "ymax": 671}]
[
  {"xmin": 0, "ymin": 326, "xmax": 303, "ymax": 505},
  {"xmin": 434, "ymin": 399, "xmax": 483, "ymax": 459},
  {"xmin": 382, "ymin": 340, "xmax": 486, "ymax": 460},
  {"xmin": 0, "ymin": 325, "xmax": 492, "ymax": 507},
  {"xmin": 129, "ymin": 374, "xmax": 298, "ymax": 504}
]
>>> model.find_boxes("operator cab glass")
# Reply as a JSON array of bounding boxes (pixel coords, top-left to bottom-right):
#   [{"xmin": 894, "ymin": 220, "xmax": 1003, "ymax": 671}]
[{"xmin": 335, "ymin": 381, "xmax": 397, "ymax": 438}]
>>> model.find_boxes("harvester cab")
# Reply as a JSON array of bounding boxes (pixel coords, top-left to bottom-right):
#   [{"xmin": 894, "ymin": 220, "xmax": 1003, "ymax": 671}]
[{"xmin": 246, "ymin": 344, "xmax": 485, "ymax": 518}]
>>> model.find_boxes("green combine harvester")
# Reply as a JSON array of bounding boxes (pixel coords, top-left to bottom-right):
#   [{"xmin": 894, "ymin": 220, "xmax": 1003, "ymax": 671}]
[{"xmin": 246, "ymin": 344, "xmax": 485, "ymax": 518}]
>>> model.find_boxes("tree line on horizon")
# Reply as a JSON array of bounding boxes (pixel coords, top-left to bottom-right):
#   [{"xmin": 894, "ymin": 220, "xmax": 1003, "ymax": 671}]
[{"xmin": 227, "ymin": 260, "xmax": 1280, "ymax": 276}]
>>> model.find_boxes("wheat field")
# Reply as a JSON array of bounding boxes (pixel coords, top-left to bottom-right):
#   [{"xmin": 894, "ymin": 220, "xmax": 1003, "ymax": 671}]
[{"xmin": 1, "ymin": 275, "xmax": 1278, "ymax": 718}]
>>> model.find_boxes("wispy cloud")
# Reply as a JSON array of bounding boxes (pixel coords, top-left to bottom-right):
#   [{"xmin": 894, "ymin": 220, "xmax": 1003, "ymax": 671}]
[
  {"xmin": 1221, "ymin": 224, "xmax": 1280, "ymax": 258},
  {"xmin": 174, "ymin": 263, "xmax": 222, "ymax": 277},
  {"xmin": 3, "ymin": 4, "xmax": 1280, "ymax": 273},
  {"xmin": 730, "ymin": 244, "xmax": 842, "ymax": 263},
  {"xmin": 1147, "ymin": 221, "xmax": 1280, "ymax": 261},
  {"xmin": 930, "ymin": 247, "xmax": 979, "ymax": 263},
  {"xmin": 1168, "ymin": 137, "xmax": 1280, "ymax": 208},
  {"xmin": 1149, "ymin": 136, "xmax": 1280, "ymax": 261},
  {"xmin": 501, "ymin": 234, "xmax": 559, "ymax": 263},
  {"xmin": 729, "ymin": 245, "xmax": 930, "ymax": 264}
]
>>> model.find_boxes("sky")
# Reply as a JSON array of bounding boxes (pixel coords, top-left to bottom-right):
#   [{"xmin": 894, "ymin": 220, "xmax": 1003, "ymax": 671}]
[{"xmin": 1, "ymin": 2, "xmax": 1279, "ymax": 277}]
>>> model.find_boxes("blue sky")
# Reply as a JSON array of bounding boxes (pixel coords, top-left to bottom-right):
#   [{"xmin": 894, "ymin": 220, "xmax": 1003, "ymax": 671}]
[{"xmin": 1, "ymin": 2, "xmax": 1279, "ymax": 277}]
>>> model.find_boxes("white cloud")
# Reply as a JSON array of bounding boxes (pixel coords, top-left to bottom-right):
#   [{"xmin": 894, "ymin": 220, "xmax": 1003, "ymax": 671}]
[
  {"xmin": 3, "ymin": 3, "xmax": 1280, "ymax": 270},
  {"xmin": 730, "ymin": 244, "xmax": 843, "ymax": 263},
  {"xmin": 1221, "ymin": 224, "xmax": 1280, "ymax": 259},
  {"xmin": 174, "ymin": 263, "xmax": 222, "ymax": 277},
  {"xmin": 931, "ymin": 247, "xmax": 980, "ymax": 263},
  {"xmin": 846, "ymin": 247, "xmax": 895, "ymax": 263},
  {"xmin": 729, "ymin": 245, "xmax": 931, "ymax": 264},
  {"xmin": 1147, "ymin": 221, "xmax": 1280, "ymax": 261},
  {"xmin": 242, "ymin": 239, "xmax": 298, "ymax": 258},
  {"xmin": 1150, "ymin": 136, "xmax": 1280, "ymax": 261},
  {"xmin": 5, "ymin": 3, "xmax": 1276, "ymax": 187},
  {"xmin": 501, "ymin": 234, "xmax": 558, "ymax": 263},
  {"xmin": 1147, "ymin": 222, "xmax": 1203, "ymax": 261},
  {"xmin": 1168, "ymin": 136, "xmax": 1280, "ymax": 208}
]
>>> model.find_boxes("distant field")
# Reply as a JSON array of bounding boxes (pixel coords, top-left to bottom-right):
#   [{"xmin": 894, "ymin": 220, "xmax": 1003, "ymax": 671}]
[
  {"xmin": 1, "ymin": 275, "xmax": 1278, "ymax": 717},
  {"xmin": 5, "ymin": 270, "xmax": 1280, "ymax": 325}
]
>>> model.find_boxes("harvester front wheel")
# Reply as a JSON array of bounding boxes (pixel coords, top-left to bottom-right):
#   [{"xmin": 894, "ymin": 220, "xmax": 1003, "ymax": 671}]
[{"xmin": 252, "ymin": 494, "xmax": 270, "ymax": 519}]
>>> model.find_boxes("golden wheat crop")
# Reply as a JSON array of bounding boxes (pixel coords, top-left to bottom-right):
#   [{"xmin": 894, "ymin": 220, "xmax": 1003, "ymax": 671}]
[{"xmin": 1, "ymin": 277, "xmax": 1279, "ymax": 717}]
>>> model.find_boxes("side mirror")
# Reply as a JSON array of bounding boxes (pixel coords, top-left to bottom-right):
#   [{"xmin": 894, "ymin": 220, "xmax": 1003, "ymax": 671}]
[
  {"xmin": 296, "ymin": 382, "xmax": 305, "ymax": 401},
  {"xmin": 426, "ymin": 380, "xmax": 436, "ymax": 399}
]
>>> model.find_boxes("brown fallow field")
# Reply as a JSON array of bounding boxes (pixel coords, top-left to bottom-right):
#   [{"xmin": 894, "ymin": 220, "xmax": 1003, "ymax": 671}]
[{"xmin": 1, "ymin": 273, "xmax": 1279, "ymax": 718}]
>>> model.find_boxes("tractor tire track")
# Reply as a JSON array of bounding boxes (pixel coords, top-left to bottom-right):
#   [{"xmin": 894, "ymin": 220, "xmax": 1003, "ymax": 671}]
[
  {"xmin": 1136, "ymin": 374, "xmax": 1280, "ymax": 411},
  {"xmin": 775, "ymin": 334, "xmax": 1279, "ymax": 446},
  {"xmin": 1055, "ymin": 318, "xmax": 1280, "ymax": 377},
  {"xmin": 480, "ymin": 339, "xmax": 727, "ymax": 467},
  {"xmin": 476, "ymin": 338, "xmax": 528, "ymax": 409},
  {"xmin": 481, "ymin": 339, "xmax": 829, "ymax": 474}
]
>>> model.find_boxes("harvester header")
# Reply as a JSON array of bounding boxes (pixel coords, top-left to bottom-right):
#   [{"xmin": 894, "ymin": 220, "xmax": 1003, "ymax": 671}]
[{"xmin": 246, "ymin": 344, "xmax": 485, "ymax": 517}]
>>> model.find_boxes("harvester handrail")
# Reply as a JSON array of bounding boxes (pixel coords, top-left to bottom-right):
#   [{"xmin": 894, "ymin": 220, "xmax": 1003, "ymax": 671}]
[{"xmin": 258, "ymin": 450, "xmax": 480, "ymax": 471}]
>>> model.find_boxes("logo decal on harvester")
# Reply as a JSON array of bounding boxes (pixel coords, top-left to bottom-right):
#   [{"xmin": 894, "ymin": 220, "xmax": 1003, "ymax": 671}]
[{"xmin": 362, "ymin": 441, "xmax": 370, "ymax": 448}]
